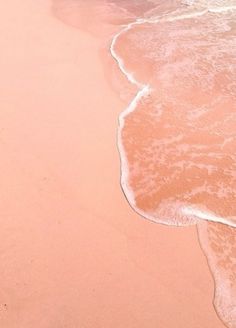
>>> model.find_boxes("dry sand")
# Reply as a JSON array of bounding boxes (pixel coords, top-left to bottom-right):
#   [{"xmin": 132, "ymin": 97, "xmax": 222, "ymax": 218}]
[{"xmin": 0, "ymin": 1, "xmax": 226, "ymax": 327}]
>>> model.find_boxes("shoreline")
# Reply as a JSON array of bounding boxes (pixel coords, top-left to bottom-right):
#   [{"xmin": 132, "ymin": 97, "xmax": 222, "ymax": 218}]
[{"xmin": 0, "ymin": 1, "xmax": 227, "ymax": 327}]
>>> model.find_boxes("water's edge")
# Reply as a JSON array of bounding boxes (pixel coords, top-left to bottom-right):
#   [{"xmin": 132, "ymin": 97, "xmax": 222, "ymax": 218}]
[{"xmin": 110, "ymin": 4, "xmax": 236, "ymax": 328}]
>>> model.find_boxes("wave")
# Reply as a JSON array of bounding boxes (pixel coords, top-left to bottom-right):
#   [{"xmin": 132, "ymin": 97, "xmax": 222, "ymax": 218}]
[{"xmin": 110, "ymin": 2, "xmax": 236, "ymax": 327}]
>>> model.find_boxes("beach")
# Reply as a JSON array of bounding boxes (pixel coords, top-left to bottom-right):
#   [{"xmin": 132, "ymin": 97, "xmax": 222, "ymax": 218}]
[{"xmin": 0, "ymin": 0, "xmax": 232, "ymax": 327}]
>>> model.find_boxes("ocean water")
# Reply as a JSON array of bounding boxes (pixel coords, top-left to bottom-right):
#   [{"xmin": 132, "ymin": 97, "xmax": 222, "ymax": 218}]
[
  {"xmin": 109, "ymin": 1, "xmax": 236, "ymax": 327},
  {"xmin": 52, "ymin": 0, "xmax": 236, "ymax": 326}
]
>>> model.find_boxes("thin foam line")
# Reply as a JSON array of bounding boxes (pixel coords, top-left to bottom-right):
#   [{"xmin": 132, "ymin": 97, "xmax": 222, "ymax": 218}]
[{"xmin": 183, "ymin": 207, "xmax": 236, "ymax": 228}]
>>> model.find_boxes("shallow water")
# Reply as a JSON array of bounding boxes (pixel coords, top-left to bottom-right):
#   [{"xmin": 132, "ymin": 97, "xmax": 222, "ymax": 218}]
[
  {"xmin": 109, "ymin": 1, "xmax": 236, "ymax": 326},
  {"xmin": 112, "ymin": 4, "xmax": 236, "ymax": 226}
]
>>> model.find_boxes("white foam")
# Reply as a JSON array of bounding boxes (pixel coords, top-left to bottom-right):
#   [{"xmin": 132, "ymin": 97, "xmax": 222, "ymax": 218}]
[
  {"xmin": 182, "ymin": 206, "xmax": 236, "ymax": 228},
  {"xmin": 209, "ymin": 5, "xmax": 236, "ymax": 13},
  {"xmin": 110, "ymin": 20, "xmax": 147, "ymax": 89},
  {"xmin": 117, "ymin": 85, "xmax": 151, "ymax": 209}
]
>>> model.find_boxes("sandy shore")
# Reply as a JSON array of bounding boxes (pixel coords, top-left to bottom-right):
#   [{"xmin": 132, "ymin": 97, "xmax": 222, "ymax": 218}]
[{"xmin": 0, "ymin": 1, "xmax": 226, "ymax": 327}]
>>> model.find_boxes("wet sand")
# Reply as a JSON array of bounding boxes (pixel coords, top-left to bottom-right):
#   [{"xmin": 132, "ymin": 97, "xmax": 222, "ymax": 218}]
[{"xmin": 0, "ymin": 1, "xmax": 227, "ymax": 327}]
